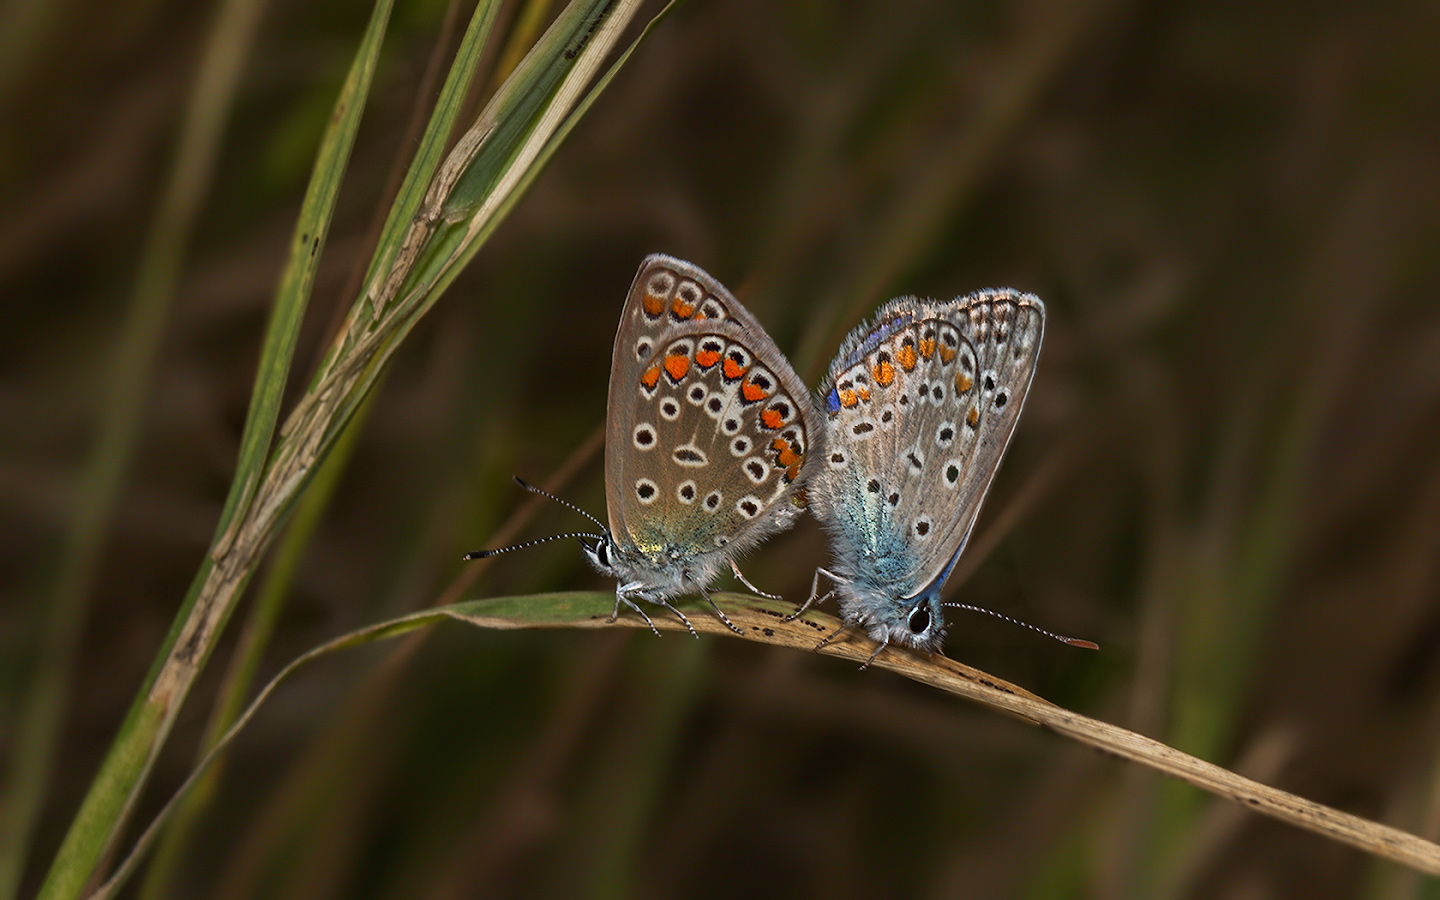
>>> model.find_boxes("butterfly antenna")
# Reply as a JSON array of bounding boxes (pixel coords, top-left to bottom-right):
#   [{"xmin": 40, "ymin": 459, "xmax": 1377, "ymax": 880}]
[
  {"xmin": 463, "ymin": 531, "xmax": 605, "ymax": 560},
  {"xmin": 943, "ymin": 603, "xmax": 1099, "ymax": 650},
  {"xmin": 511, "ymin": 476, "xmax": 609, "ymax": 531}
]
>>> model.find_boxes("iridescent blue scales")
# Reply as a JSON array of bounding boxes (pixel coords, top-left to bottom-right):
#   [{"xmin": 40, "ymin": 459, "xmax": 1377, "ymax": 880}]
[{"xmin": 797, "ymin": 290, "xmax": 1045, "ymax": 658}]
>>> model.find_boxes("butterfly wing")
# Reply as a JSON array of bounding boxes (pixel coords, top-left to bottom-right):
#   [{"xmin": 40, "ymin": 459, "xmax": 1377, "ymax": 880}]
[
  {"xmin": 604, "ymin": 256, "xmax": 820, "ymax": 590},
  {"xmin": 815, "ymin": 290, "xmax": 1044, "ymax": 600},
  {"xmin": 914, "ymin": 290, "xmax": 1044, "ymax": 593}
]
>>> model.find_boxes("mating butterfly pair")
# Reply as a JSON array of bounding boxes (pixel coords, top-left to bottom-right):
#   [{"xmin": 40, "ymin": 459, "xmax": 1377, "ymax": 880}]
[{"xmin": 471, "ymin": 255, "xmax": 1074, "ymax": 660}]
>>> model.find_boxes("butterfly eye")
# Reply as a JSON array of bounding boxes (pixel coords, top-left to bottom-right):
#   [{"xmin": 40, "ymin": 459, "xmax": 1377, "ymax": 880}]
[
  {"xmin": 908, "ymin": 606, "xmax": 931, "ymax": 634},
  {"xmin": 579, "ymin": 536, "xmax": 611, "ymax": 570}
]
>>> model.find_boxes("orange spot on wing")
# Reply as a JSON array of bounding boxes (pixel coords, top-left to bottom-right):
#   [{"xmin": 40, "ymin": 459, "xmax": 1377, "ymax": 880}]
[
  {"xmin": 695, "ymin": 347, "xmax": 721, "ymax": 368},
  {"xmin": 742, "ymin": 379, "xmax": 769, "ymax": 403},
  {"xmin": 966, "ymin": 406, "xmax": 980, "ymax": 427},
  {"xmin": 664, "ymin": 354, "xmax": 690, "ymax": 382},
  {"xmin": 786, "ymin": 464, "xmax": 801, "ymax": 482},
  {"xmin": 897, "ymin": 343, "xmax": 917, "ymax": 370},
  {"xmin": 771, "ymin": 437, "xmax": 801, "ymax": 467},
  {"xmin": 761, "ymin": 408, "xmax": 785, "ymax": 429},
  {"xmin": 642, "ymin": 292, "xmax": 666, "ymax": 317},
  {"xmin": 723, "ymin": 357, "xmax": 748, "ymax": 381},
  {"xmin": 671, "ymin": 296, "xmax": 697, "ymax": 319},
  {"xmin": 939, "ymin": 346, "xmax": 956, "ymax": 363},
  {"xmin": 838, "ymin": 389, "xmax": 859, "ymax": 408},
  {"xmin": 641, "ymin": 366, "xmax": 661, "ymax": 389},
  {"xmin": 955, "ymin": 372, "xmax": 973, "ymax": 392},
  {"xmin": 873, "ymin": 359, "xmax": 895, "ymax": 386},
  {"xmin": 920, "ymin": 337, "xmax": 936, "ymax": 358},
  {"xmin": 858, "ymin": 388, "xmax": 871, "ymax": 402}
]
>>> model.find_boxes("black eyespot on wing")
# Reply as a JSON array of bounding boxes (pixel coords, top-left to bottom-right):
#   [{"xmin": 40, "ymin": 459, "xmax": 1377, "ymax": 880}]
[{"xmin": 867, "ymin": 479, "xmax": 880, "ymax": 493}]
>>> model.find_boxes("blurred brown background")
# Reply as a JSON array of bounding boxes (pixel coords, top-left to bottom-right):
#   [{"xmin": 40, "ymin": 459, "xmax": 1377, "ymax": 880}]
[{"xmin": 4, "ymin": 0, "xmax": 1439, "ymax": 897}]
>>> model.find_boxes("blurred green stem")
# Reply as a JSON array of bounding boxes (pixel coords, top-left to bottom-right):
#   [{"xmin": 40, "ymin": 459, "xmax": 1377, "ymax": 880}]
[{"xmin": 0, "ymin": 0, "xmax": 267, "ymax": 895}]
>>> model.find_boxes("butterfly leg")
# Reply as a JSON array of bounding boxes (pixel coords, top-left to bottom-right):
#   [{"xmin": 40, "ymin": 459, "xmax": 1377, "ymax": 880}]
[
  {"xmin": 649, "ymin": 597, "xmax": 699, "ymax": 638},
  {"xmin": 696, "ymin": 579, "xmax": 746, "ymax": 636},
  {"xmin": 781, "ymin": 567, "xmax": 843, "ymax": 622},
  {"xmin": 814, "ymin": 619, "xmax": 851, "ymax": 650},
  {"xmin": 612, "ymin": 582, "xmax": 661, "ymax": 637},
  {"xmin": 728, "ymin": 559, "xmax": 781, "ymax": 601},
  {"xmin": 858, "ymin": 632, "xmax": 891, "ymax": 670}
]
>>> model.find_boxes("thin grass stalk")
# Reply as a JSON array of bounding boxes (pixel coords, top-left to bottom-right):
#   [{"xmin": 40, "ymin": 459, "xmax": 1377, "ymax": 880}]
[
  {"xmin": 134, "ymin": 395, "xmax": 370, "ymax": 900},
  {"xmin": 136, "ymin": 0, "xmax": 495, "ymax": 887}
]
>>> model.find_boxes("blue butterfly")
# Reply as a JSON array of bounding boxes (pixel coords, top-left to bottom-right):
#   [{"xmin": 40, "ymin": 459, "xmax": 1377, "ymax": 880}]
[{"xmin": 795, "ymin": 290, "xmax": 1075, "ymax": 663}]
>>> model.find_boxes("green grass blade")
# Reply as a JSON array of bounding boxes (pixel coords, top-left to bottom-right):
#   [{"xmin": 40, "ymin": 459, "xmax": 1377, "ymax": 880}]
[
  {"xmin": 33, "ymin": 2, "xmax": 394, "ymax": 896},
  {"xmin": 338, "ymin": 0, "xmax": 503, "ymax": 361},
  {"xmin": 289, "ymin": 0, "xmax": 657, "ymax": 458}
]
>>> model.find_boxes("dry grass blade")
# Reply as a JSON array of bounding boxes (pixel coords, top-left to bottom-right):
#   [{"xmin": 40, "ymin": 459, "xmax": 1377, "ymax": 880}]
[
  {"xmin": 451, "ymin": 595, "xmax": 1440, "ymax": 878},
  {"xmin": 101, "ymin": 591, "xmax": 1440, "ymax": 894}
]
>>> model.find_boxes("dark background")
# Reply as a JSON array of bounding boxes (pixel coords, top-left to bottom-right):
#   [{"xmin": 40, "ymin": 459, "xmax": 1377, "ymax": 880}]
[{"xmin": 4, "ymin": 0, "xmax": 1439, "ymax": 897}]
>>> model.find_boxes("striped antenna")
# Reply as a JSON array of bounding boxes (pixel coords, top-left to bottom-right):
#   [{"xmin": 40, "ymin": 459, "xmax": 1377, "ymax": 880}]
[
  {"xmin": 462, "ymin": 476, "xmax": 608, "ymax": 561},
  {"xmin": 943, "ymin": 603, "xmax": 1099, "ymax": 650}
]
